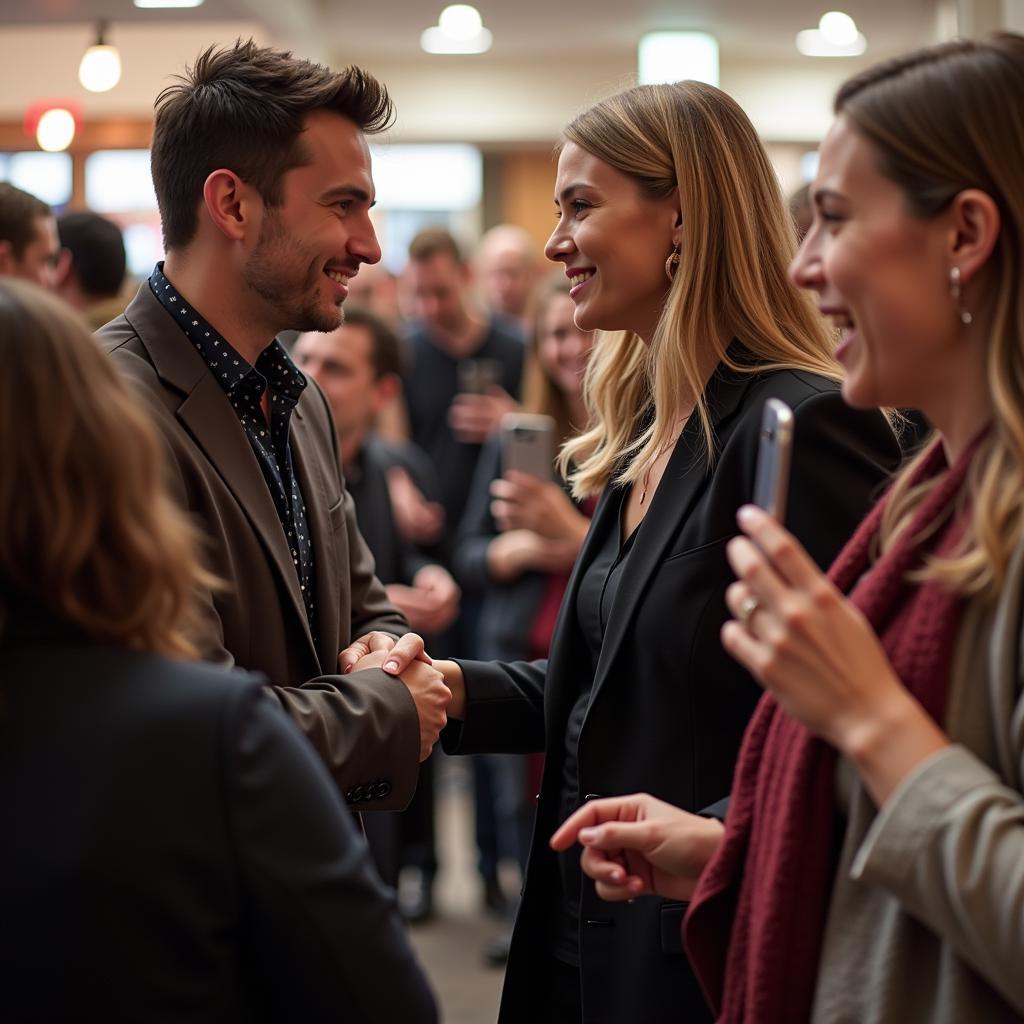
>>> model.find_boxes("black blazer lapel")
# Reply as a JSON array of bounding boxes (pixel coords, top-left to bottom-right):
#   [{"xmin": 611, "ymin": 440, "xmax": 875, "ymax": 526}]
[
  {"xmin": 586, "ymin": 366, "xmax": 756, "ymax": 707},
  {"xmin": 125, "ymin": 287, "xmax": 317, "ymax": 661}
]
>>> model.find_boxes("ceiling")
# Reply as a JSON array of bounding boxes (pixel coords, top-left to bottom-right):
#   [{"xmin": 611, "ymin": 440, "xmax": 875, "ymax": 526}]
[{"xmin": 0, "ymin": 0, "xmax": 944, "ymax": 63}]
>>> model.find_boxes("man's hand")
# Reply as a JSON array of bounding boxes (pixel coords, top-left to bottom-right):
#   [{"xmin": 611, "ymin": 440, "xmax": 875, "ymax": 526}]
[
  {"xmin": 338, "ymin": 630, "xmax": 431, "ymax": 675},
  {"xmin": 448, "ymin": 387, "xmax": 518, "ymax": 444},
  {"xmin": 386, "ymin": 466, "xmax": 445, "ymax": 545},
  {"xmin": 386, "ymin": 565, "xmax": 460, "ymax": 636},
  {"xmin": 549, "ymin": 793, "xmax": 724, "ymax": 903},
  {"xmin": 341, "ymin": 637, "xmax": 451, "ymax": 761}
]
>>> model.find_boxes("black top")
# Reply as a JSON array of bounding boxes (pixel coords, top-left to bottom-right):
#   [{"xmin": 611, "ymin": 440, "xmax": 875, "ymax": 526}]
[
  {"xmin": 402, "ymin": 318, "xmax": 524, "ymax": 534},
  {"xmin": 149, "ymin": 263, "xmax": 319, "ymax": 647},
  {"xmin": 551, "ymin": 486, "xmax": 637, "ymax": 965}
]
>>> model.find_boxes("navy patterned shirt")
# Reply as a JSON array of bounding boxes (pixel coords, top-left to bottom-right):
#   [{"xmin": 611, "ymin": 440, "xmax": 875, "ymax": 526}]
[{"xmin": 149, "ymin": 263, "xmax": 319, "ymax": 649}]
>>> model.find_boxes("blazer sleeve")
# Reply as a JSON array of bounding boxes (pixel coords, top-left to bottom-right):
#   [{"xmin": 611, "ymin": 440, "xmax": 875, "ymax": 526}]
[
  {"xmin": 224, "ymin": 685, "xmax": 437, "ymax": 1023},
  {"xmin": 442, "ymin": 656, "xmax": 549, "ymax": 755}
]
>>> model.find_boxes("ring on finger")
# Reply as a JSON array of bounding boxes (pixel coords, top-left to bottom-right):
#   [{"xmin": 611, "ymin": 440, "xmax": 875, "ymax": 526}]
[{"xmin": 736, "ymin": 593, "xmax": 761, "ymax": 627}]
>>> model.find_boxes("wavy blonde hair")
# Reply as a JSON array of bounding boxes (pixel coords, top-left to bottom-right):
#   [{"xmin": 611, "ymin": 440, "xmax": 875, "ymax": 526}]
[
  {"xmin": 0, "ymin": 280, "xmax": 216, "ymax": 657},
  {"xmin": 837, "ymin": 34, "xmax": 1024, "ymax": 597},
  {"xmin": 558, "ymin": 81, "xmax": 838, "ymax": 497}
]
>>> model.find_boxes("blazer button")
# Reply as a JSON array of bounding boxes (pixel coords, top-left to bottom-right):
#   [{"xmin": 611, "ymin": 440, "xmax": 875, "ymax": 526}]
[
  {"xmin": 375, "ymin": 781, "xmax": 392, "ymax": 800},
  {"xmin": 583, "ymin": 793, "xmax": 607, "ymax": 802},
  {"xmin": 350, "ymin": 785, "xmax": 365, "ymax": 802}
]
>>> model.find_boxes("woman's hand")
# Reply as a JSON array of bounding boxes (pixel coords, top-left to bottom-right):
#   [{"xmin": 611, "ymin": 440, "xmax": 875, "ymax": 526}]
[
  {"xmin": 490, "ymin": 470, "xmax": 589, "ymax": 547},
  {"xmin": 550, "ymin": 794, "xmax": 724, "ymax": 903},
  {"xmin": 721, "ymin": 504, "xmax": 948, "ymax": 803}
]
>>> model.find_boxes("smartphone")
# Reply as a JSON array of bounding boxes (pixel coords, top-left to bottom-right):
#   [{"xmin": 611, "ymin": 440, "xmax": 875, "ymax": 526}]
[
  {"xmin": 752, "ymin": 398, "xmax": 794, "ymax": 522},
  {"xmin": 501, "ymin": 413, "xmax": 555, "ymax": 479},
  {"xmin": 457, "ymin": 358, "xmax": 502, "ymax": 395}
]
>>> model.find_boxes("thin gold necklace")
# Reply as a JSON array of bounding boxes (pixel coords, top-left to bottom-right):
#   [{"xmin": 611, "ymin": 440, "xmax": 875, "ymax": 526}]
[{"xmin": 638, "ymin": 422, "xmax": 686, "ymax": 506}]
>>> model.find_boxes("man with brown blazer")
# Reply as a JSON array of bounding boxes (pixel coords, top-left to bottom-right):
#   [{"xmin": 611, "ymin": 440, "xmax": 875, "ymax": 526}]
[{"xmin": 98, "ymin": 41, "xmax": 450, "ymax": 809}]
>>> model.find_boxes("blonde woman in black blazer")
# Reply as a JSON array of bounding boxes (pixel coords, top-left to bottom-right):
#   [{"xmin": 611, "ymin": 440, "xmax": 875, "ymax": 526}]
[{"xmin": 351, "ymin": 83, "xmax": 902, "ymax": 1023}]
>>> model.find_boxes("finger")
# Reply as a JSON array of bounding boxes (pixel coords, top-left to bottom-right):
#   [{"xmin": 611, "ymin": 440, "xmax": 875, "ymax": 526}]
[
  {"xmin": 338, "ymin": 639, "xmax": 371, "ymax": 673},
  {"xmin": 595, "ymin": 878, "xmax": 648, "ymax": 902},
  {"xmin": 550, "ymin": 797, "xmax": 635, "ymax": 849},
  {"xmin": 720, "ymin": 619, "xmax": 773, "ymax": 685},
  {"xmin": 580, "ymin": 845, "xmax": 629, "ymax": 885},
  {"xmin": 724, "ymin": 581, "xmax": 774, "ymax": 639},
  {"xmin": 382, "ymin": 632, "xmax": 428, "ymax": 674},
  {"xmin": 736, "ymin": 504, "xmax": 823, "ymax": 589},
  {"xmin": 578, "ymin": 821, "xmax": 654, "ymax": 853},
  {"xmin": 725, "ymin": 535, "xmax": 790, "ymax": 614}
]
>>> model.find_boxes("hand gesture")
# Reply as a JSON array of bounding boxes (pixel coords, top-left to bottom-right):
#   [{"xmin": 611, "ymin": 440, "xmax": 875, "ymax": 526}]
[{"xmin": 550, "ymin": 793, "xmax": 724, "ymax": 902}]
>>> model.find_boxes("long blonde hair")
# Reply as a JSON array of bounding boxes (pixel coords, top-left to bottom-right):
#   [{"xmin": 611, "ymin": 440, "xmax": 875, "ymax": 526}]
[
  {"xmin": 837, "ymin": 34, "xmax": 1024, "ymax": 597},
  {"xmin": 558, "ymin": 81, "xmax": 838, "ymax": 497},
  {"xmin": 0, "ymin": 280, "xmax": 215, "ymax": 658}
]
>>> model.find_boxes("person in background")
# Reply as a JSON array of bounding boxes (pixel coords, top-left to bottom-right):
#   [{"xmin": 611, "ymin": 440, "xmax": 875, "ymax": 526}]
[
  {"xmin": 475, "ymin": 222, "xmax": 542, "ymax": 336},
  {"xmin": 99, "ymin": 40, "xmax": 450, "ymax": 811},
  {"xmin": 455, "ymin": 273, "xmax": 597, "ymax": 965},
  {"xmin": 555, "ymin": 33, "xmax": 1024, "ymax": 1024},
  {"xmin": 0, "ymin": 182, "xmax": 60, "ymax": 288},
  {"xmin": 0, "ymin": 278, "xmax": 437, "ymax": 1023},
  {"xmin": 399, "ymin": 225, "xmax": 526, "ymax": 919},
  {"xmin": 788, "ymin": 182, "xmax": 813, "ymax": 242},
  {"xmin": 55, "ymin": 211, "xmax": 129, "ymax": 329},
  {"xmin": 373, "ymin": 79, "xmax": 903, "ymax": 1022},
  {"xmin": 294, "ymin": 308, "xmax": 460, "ymax": 894}
]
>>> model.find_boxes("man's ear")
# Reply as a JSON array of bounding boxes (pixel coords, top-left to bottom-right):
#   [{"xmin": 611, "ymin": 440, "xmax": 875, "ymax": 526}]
[
  {"xmin": 54, "ymin": 248, "xmax": 73, "ymax": 288},
  {"xmin": 949, "ymin": 187, "xmax": 1000, "ymax": 285},
  {"xmin": 202, "ymin": 168, "xmax": 261, "ymax": 243}
]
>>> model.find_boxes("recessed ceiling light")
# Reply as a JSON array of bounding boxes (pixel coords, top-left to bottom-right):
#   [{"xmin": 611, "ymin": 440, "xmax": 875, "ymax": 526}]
[
  {"xmin": 421, "ymin": 4, "xmax": 492, "ymax": 55},
  {"xmin": 133, "ymin": 0, "xmax": 205, "ymax": 9},
  {"xmin": 796, "ymin": 11, "xmax": 866, "ymax": 57}
]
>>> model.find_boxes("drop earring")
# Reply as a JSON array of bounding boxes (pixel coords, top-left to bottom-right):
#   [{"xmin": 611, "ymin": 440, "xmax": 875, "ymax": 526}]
[
  {"xmin": 664, "ymin": 245, "xmax": 680, "ymax": 283},
  {"xmin": 949, "ymin": 266, "xmax": 973, "ymax": 325}
]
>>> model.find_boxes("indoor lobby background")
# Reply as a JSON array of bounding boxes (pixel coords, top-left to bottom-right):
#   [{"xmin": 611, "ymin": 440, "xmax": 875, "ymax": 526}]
[{"xmin": 2, "ymin": 2, "xmax": 1021, "ymax": 1021}]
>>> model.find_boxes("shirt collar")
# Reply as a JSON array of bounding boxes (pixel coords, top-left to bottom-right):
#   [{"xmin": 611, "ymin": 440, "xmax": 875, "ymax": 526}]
[{"xmin": 148, "ymin": 261, "xmax": 306, "ymax": 405}]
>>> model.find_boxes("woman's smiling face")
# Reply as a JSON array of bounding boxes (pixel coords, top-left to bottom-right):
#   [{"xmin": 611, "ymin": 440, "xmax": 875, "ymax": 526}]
[{"xmin": 545, "ymin": 142, "xmax": 680, "ymax": 342}]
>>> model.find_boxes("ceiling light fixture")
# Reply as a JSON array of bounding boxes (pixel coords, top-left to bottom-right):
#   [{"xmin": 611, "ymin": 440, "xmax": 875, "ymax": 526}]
[
  {"xmin": 421, "ymin": 4, "xmax": 493, "ymax": 55},
  {"xmin": 796, "ymin": 11, "xmax": 866, "ymax": 57},
  {"xmin": 79, "ymin": 22, "xmax": 122, "ymax": 93},
  {"xmin": 36, "ymin": 108, "xmax": 77, "ymax": 153},
  {"xmin": 638, "ymin": 32, "xmax": 719, "ymax": 86},
  {"xmin": 133, "ymin": 0, "xmax": 205, "ymax": 8}
]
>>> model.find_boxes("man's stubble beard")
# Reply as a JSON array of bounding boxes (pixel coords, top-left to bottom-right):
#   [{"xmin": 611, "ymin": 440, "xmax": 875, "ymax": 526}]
[{"xmin": 243, "ymin": 212, "xmax": 344, "ymax": 335}]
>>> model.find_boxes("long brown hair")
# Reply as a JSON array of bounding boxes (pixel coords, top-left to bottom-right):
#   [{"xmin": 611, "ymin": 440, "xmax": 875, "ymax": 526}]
[
  {"xmin": 558, "ymin": 81, "xmax": 839, "ymax": 497},
  {"xmin": 0, "ymin": 280, "xmax": 215, "ymax": 657},
  {"xmin": 837, "ymin": 34, "xmax": 1024, "ymax": 596}
]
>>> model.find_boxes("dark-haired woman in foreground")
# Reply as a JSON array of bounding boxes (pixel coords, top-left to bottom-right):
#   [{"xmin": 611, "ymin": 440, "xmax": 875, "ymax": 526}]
[
  {"xmin": 0, "ymin": 280, "xmax": 436, "ymax": 1023},
  {"xmin": 556, "ymin": 33, "xmax": 1024, "ymax": 1023}
]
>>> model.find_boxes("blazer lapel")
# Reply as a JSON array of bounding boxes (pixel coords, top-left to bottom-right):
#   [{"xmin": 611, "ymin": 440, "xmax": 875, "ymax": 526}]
[
  {"xmin": 586, "ymin": 365, "xmax": 756, "ymax": 706},
  {"xmin": 289, "ymin": 403, "xmax": 338, "ymax": 672},
  {"xmin": 123, "ymin": 286, "xmax": 316, "ymax": 661}
]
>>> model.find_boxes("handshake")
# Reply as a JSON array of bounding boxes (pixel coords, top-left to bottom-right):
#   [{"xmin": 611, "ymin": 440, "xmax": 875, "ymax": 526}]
[{"xmin": 339, "ymin": 632, "xmax": 465, "ymax": 761}]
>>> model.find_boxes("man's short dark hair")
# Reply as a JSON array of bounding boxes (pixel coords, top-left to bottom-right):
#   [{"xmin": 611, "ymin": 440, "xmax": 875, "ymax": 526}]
[
  {"xmin": 57, "ymin": 212, "xmax": 126, "ymax": 298},
  {"xmin": 151, "ymin": 39, "xmax": 395, "ymax": 250},
  {"xmin": 0, "ymin": 183, "xmax": 51, "ymax": 258},
  {"xmin": 407, "ymin": 228, "xmax": 463, "ymax": 266},
  {"xmin": 341, "ymin": 306, "xmax": 405, "ymax": 379}
]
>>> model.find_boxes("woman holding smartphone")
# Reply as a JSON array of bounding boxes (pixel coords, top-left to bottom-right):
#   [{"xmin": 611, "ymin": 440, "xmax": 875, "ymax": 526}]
[
  {"xmin": 555, "ymin": 33, "xmax": 1024, "ymax": 1024},
  {"xmin": 351, "ymin": 82, "xmax": 901, "ymax": 1022}
]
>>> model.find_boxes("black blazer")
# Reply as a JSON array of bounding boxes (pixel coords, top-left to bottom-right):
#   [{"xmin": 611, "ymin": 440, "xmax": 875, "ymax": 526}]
[
  {"xmin": 0, "ymin": 613, "xmax": 436, "ymax": 1024},
  {"xmin": 443, "ymin": 364, "xmax": 902, "ymax": 1023}
]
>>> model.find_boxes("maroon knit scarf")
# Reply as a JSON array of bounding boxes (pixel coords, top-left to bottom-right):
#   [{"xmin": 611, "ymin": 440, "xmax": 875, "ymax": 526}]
[{"xmin": 683, "ymin": 434, "xmax": 984, "ymax": 1023}]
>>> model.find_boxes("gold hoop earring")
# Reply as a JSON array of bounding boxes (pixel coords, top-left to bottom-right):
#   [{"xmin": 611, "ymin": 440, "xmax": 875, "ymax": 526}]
[
  {"xmin": 664, "ymin": 245, "xmax": 680, "ymax": 283},
  {"xmin": 949, "ymin": 266, "xmax": 973, "ymax": 325}
]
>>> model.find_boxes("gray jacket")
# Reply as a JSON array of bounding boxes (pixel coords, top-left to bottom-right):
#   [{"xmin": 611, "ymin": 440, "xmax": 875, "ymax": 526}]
[{"xmin": 812, "ymin": 543, "xmax": 1024, "ymax": 1022}]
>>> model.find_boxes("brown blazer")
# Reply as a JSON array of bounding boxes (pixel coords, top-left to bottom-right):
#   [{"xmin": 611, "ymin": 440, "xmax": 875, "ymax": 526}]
[{"xmin": 98, "ymin": 283, "xmax": 420, "ymax": 809}]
